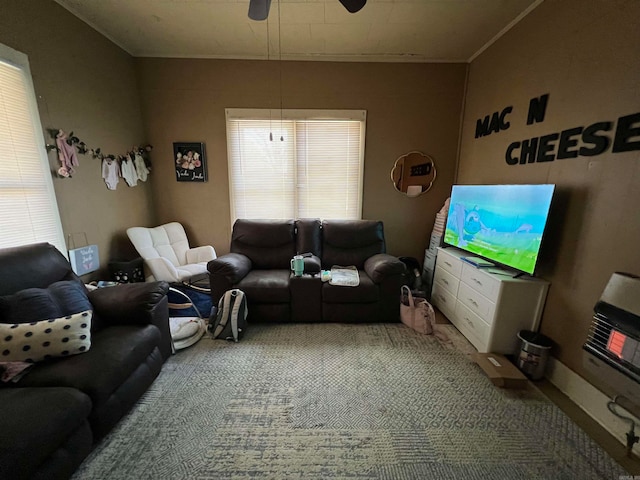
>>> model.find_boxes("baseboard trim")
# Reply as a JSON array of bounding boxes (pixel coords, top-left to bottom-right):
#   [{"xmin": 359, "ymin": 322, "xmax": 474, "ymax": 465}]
[{"xmin": 546, "ymin": 356, "xmax": 640, "ymax": 447}]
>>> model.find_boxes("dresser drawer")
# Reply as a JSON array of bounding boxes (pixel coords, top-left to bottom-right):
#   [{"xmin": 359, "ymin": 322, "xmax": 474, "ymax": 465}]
[
  {"xmin": 457, "ymin": 281, "xmax": 496, "ymax": 322},
  {"xmin": 461, "ymin": 263, "xmax": 500, "ymax": 301},
  {"xmin": 454, "ymin": 301, "xmax": 490, "ymax": 346},
  {"xmin": 433, "ymin": 266, "xmax": 460, "ymax": 297},
  {"xmin": 436, "ymin": 249, "xmax": 463, "ymax": 277},
  {"xmin": 431, "ymin": 281, "xmax": 457, "ymax": 319}
]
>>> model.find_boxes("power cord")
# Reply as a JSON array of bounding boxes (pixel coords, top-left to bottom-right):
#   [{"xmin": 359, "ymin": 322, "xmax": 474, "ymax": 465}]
[{"xmin": 607, "ymin": 396, "xmax": 639, "ymax": 457}]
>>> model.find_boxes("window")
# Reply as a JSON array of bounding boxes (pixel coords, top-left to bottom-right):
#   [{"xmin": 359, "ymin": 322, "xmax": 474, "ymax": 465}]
[
  {"xmin": 0, "ymin": 44, "xmax": 66, "ymax": 253},
  {"xmin": 226, "ymin": 109, "xmax": 365, "ymax": 223}
]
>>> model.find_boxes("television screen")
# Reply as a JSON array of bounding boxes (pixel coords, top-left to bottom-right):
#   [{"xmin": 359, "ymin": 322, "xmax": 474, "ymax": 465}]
[{"xmin": 444, "ymin": 184, "xmax": 555, "ymax": 275}]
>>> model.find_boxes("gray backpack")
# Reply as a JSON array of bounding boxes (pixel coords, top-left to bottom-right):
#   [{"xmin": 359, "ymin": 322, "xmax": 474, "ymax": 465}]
[{"xmin": 208, "ymin": 289, "xmax": 247, "ymax": 342}]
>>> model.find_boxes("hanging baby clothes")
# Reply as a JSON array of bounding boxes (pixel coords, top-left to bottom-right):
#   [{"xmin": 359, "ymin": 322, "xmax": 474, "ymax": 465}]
[
  {"xmin": 102, "ymin": 158, "xmax": 120, "ymax": 190},
  {"xmin": 121, "ymin": 157, "xmax": 138, "ymax": 187},
  {"xmin": 55, "ymin": 130, "xmax": 79, "ymax": 177},
  {"xmin": 134, "ymin": 153, "xmax": 149, "ymax": 182}
]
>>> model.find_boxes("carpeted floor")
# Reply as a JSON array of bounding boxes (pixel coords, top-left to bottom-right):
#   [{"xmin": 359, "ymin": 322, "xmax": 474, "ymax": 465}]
[{"xmin": 73, "ymin": 323, "xmax": 625, "ymax": 479}]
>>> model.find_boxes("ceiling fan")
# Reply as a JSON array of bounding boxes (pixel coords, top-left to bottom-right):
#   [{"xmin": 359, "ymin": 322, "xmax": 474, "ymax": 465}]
[{"xmin": 248, "ymin": 0, "xmax": 367, "ymax": 21}]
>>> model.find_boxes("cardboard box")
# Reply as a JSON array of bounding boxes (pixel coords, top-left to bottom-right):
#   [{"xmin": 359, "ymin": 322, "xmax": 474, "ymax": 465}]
[
  {"xmin": 473, "ymin": 353, "xmax": 528, "ymax": 389},
  {"xmin": 423, "ymin": 250, "xmax": 436, "ymax": 271}
]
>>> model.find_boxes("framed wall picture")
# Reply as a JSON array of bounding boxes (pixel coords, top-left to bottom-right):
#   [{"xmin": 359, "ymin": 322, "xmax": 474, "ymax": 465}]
[{"xmin": 174, "ymin": 142, "xmax": 207, "ymax": 182}]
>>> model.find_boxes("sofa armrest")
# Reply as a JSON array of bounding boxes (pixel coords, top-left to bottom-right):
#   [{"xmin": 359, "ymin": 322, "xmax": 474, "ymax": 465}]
[
  {"xmin": 207, "ymin": 253, "xmax": 252, "ymax": 303},
  {"xmin": 364, "ymin": 254, "xmax": 406, "ymax": 284},
  {"xmin": 186, "ymin": 245, "xmax": 217, "ymax": 264},
  {"xmin": 88, "ymin": 281, "xmax": 172, "ymax": 359},
  {"xmin": 207, "ymin": 253, "xmax": 252, "ymax": 283}
]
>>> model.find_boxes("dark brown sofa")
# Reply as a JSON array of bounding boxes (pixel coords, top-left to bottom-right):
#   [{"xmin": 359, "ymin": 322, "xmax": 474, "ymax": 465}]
[
  {"xmin": 0, "ymin": 243, "xmax": 171, "ymax": 480},
  {"xmin": 207, "ymin": 219, "xmax": 405, "ymax": 323}
]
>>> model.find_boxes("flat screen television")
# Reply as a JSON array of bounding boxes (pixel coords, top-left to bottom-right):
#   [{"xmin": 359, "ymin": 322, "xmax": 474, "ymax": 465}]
[{"xmin": 443, "ymin": 184, "xmax": 556, "ymax": 275}]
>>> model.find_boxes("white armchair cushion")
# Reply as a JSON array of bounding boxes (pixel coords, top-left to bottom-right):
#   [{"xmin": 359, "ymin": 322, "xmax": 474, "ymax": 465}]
[
  {"xmin": 175, "ymin": 264, "xmax": 209, "ymax": 282},
  {"xmin": 126, "ymin": 222, "xmax": 217, "ymax": 283},
  {"xmin": 186, "ymin": 245, "xmax": 217, "ymax": 264},
  {"xmin": 145, "ymin": 257, "xmax": 181, "ymax": 283}
]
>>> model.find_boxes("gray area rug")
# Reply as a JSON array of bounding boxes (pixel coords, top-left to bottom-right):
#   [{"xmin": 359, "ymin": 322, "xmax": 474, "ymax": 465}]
[{"xmin": 73, "ymin": 323, "xmax": 625, "ymax": 479}]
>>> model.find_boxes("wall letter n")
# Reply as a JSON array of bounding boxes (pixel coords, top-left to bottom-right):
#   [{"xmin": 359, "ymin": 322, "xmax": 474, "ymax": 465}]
[{"xmin": 527, "ymin": 94, "xmax": 549, "ymax": 125}]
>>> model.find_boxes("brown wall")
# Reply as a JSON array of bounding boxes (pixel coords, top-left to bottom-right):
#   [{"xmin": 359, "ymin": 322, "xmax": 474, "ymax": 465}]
[
  {"xmin": 458, "ymin": 0, "xmax": 640, "ymax": 377},
  {"xmin": 135, "ymin": 58, "xmax": 467, "ymax": 259},
  {"xmin": 0, "ymin": 0, "xmax": 155, "ymax": 278}
]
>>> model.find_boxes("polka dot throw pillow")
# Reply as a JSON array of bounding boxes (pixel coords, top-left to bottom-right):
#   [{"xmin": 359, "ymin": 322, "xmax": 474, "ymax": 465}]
[{"xmin": 0, "ymin": 310, "xmax": 92, "ymax": 363}]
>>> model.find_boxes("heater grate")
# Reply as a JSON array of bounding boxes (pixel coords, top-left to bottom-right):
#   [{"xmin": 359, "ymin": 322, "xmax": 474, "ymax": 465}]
[{"xmin": 584, "ymin": 311, "xmax": 640, "ymax": 386}]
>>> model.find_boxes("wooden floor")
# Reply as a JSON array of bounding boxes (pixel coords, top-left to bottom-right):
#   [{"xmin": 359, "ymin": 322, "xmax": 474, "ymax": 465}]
[
  {"xmin": 435, "ymin": 306, "xmax": 640, "ymax": 474},
  {"xmin": 536, "ymin": 379, "xmax": 640, "ymax": 475}
]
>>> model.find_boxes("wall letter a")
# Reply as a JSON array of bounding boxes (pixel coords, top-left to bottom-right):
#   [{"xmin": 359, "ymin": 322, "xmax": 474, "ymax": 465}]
[{"xmin": 475, "ymin": 116, "xmax": 490, "ymax": 138}]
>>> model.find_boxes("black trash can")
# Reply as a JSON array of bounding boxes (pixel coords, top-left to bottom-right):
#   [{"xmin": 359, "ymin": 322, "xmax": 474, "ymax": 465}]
[{"xmin": 515, "ymin": 330, "xmax": 553, "ymax": 380}]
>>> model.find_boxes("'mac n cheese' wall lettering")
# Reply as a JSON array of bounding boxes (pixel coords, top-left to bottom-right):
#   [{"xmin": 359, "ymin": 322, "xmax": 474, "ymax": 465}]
[
  {"xmin": 506, "ymin": 113, "xmax": 640, "ymax": 165},
  {"xmin": 474, "ymin": 94, "xmax": 640, "ymax": 166}
]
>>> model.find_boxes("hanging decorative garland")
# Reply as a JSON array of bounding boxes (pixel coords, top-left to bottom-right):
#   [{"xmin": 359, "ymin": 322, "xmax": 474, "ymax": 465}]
[{"xmin": 45, "ymin": 128, "xmax": 153, "ymax": 183}]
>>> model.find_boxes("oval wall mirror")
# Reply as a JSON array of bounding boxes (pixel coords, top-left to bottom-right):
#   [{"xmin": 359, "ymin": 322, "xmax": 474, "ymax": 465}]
[{"xmin": 391, "ymin": 151, "xmax": 437, "ymax": 197}]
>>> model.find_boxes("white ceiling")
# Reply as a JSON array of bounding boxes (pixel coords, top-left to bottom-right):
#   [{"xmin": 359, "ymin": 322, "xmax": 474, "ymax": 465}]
[{"xmin": 55, "ymin": 0, "xmax": 541, "ymax": 63}]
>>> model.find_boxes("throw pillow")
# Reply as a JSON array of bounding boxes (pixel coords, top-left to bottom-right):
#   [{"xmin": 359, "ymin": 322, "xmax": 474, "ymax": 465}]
[
  {"xmin": 0, "ymin": 310, "xmax": 92, "ymax": 363},
  {"xmin": 0, "ymin": 280, "xmax": 92, "ymax": 325}
]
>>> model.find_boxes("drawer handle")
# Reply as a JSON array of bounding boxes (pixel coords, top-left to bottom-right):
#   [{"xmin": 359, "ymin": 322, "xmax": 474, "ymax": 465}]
[
  {"xmin": 472, "ymin": 278, "xmax": 483, "ymax": 286},
  {"xmin": 442, "ymin": 279, "xmax": 449, "ymax": 285},
  {"xmin": 444, "ymin": 261, "xmax": 452, "ymax": 267},
  {"xmin": 464, "ymin": 317, "xmax": 474, "ymax": 328},
  {"xmin": 468, "ymin": 298, "xmax": 479, "ymax": 307}
]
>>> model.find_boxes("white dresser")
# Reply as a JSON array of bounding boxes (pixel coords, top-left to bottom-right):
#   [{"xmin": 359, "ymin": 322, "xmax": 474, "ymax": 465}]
[{"xmin": 431, "ymin": 247, "xmax": 549, "ymax": 354}]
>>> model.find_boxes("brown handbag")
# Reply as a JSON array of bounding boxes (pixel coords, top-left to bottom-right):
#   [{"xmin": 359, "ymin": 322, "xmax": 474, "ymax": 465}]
[{"xmin": 400, "ymin": 285, "xmax": 435, "ymax": 335}]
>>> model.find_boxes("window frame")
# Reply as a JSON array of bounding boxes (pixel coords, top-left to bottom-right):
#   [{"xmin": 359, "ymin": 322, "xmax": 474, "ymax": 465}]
[
  {"xmin": 225, "ymin": 108, "xmax": 366, "ymax": 225},
  {"xmin": 0, "ymin": 43, "xmax": 66, "ymax": 255}
]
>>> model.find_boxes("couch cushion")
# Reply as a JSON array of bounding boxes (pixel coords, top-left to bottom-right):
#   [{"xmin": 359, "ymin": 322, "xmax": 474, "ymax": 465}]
[
  {"xmin": 0, "ymin": 310, "xmax": 92, "ymax": 363},
  {"xmin": 295, "ymin": 219, "xmax": 322, "ymax": 257},
  {"xmin": 322, "ymin": 271, "xmax": 379, "ymax": 303},
  {"xmin": 0, "ymin": 280, "xmax": 92, "ymax": 325},
  {"xmin": 230, "ymin": 220, "xmax": 296, "ymax": 269},
  {"xmin": 236, "ymin": 270, "xmax": 291, "ymax": 303},
  {"xmin": 321, "ymin": 220, "xmax": 386, "ymax": 269},
  {"xmin": 0, "ymin": 387, "xmax": 92, "ymax": 480},
  {"xmin": 0, "ymin": 243, "xmax": 79, "ymax": 296},
  {"xmin": 16, "ymin": 324, "xmax": 160, "ymax": 409}
]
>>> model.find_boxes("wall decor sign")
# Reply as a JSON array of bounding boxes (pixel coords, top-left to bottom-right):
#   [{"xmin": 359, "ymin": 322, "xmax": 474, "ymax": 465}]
[
  {"xmin": 473, "ymin": 94, "xmax": 640, "ymax": 166},
  {"xmin": 174, "ymin": 142, "xmax": 207, "ymax": 182},
  {"xmin": 69, "ymin": 245, "xmax": 99, "ymax": 276}
]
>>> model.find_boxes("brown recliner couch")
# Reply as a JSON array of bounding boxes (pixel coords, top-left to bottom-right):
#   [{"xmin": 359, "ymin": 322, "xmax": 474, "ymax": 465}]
[
  {"xmin": 0, "ymin": 243, "xmax": 171, "ymax": 480},
  {"xmin": 207, "ymin": 219, "xmax": 405, "ymax": 323}
]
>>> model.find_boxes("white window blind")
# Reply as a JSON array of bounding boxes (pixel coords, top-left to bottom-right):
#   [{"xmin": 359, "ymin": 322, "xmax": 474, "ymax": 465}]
[
  {"xmin": 226, "ymin": 109, "xmax": 365, "ymax": 223},
  {"xmin": 0, "ymin": 44, "xmax": 66, "ymax": 254}
]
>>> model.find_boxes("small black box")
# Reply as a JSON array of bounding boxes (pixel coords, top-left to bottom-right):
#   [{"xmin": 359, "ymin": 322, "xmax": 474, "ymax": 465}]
[{"xmin": 108, "ymin": 257, "xmax": 144, "ymax": 283}]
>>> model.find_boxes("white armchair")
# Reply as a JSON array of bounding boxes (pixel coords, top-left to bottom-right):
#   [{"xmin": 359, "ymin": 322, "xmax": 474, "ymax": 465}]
[{"xmin": 126, "ymin": 222, "xmax": 216, "ymax": 284}]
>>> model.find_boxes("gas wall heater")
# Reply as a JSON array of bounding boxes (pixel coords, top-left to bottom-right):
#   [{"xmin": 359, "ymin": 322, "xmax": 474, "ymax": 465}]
[{"xmin": 583, "ymin": 272, "xmax": 640, "ymax": 419}]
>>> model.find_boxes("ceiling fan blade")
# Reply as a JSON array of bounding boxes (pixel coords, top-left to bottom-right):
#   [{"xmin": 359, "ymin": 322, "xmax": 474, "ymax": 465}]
[
  {"xmin": 338, "ymin": 0, "xmax": 367, "ymax": 14},
  {"xmin": 248, "ymin": 0, "xmax": 272, "ymax": 21}
]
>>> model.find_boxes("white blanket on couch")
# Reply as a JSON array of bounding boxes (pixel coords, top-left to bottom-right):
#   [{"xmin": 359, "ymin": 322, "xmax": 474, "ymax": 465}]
[{"xmin": 329, "ymin": 266, "xmax": 360, "ymax": 287}]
